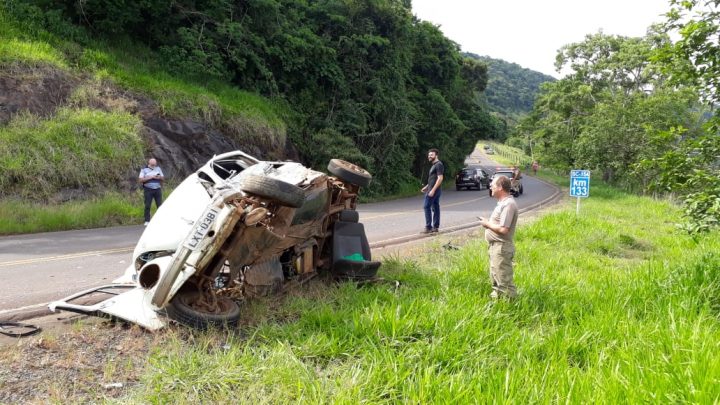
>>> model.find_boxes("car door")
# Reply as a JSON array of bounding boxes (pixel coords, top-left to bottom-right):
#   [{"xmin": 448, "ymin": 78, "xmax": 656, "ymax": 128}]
[{"xmin": 479, "ymin": 169, "xmax": 489, "ymax": 187}]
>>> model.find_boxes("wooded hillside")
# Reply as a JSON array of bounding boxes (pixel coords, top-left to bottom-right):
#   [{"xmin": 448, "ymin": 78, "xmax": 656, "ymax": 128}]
[
  {"xmin": 2, "ymin": 0, "xmax": 508, "ymax": 198},
  {"xmin": 465, "ymin": 53, "xmax": 555, "ymax": 122}
]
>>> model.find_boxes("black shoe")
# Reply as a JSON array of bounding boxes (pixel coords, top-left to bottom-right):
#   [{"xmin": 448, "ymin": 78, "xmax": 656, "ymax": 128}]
[
  {"xmin": 421, "ymin": 228, "xmax": 433, "ymax": 234},
  {"xmin": 431, "ymin": 228, "xmax": 439, "ymax": 233}
]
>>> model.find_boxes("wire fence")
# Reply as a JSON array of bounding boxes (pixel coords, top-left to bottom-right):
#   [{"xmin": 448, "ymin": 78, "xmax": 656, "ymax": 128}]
[{"xmin": 483, "ymin": 141, "xmax": 533, "ymax": 169}]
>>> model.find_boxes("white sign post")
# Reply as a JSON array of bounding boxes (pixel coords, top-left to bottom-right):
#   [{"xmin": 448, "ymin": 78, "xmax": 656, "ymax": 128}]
[{"xmin": 570, "ymin": 170, "xmax": 590, "ymax": 214}]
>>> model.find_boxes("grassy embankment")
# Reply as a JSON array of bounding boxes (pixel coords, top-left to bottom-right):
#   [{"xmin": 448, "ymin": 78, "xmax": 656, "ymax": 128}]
[
  {"xmin": 0, "ymin": 10, "xmax": 284, "ymax": 235},
  {"xmin": 114, "ymin": 176, "xmax": 717, "ymax": 402},
  {"xmin": 481, "ymin": 140, "xmax": 533, "ymax": 168}
]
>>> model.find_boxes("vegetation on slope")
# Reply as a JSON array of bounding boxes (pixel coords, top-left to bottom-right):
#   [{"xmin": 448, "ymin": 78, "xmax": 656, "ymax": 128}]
[
  {"xmin": 2, "ymin": 0, "xmax": 507, "ymax": 199},
  {"xmin": 0, "ymin": 6, "xmax": 284, "ymax": 129},
  {"xmin": 0, "ymin": 5, "xmax": 286, "ymax": 204},
  {"xmin": 466, "ymin": 53, "xmax": 555, "ymax": 123},
  {"xmin": 0, "ymin": 109, "xmax": 143, "ymax": 199}
]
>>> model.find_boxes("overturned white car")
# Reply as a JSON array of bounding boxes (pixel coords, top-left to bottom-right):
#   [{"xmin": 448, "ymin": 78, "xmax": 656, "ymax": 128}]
[{"xmin": 49, "ymin": 151, "xmax": 380, "ymax": 330}]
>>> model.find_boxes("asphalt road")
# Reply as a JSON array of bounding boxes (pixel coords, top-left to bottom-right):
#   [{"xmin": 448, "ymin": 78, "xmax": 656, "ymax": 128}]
[{"xmin": 0, "ymin": 149, "xmax": 557, "ymax": 313}]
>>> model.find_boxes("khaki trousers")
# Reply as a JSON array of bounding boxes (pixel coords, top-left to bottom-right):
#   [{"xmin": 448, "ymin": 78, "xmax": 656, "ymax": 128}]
[{"xmin": 488, "ymin": 241, "xmax": 516, "ymax": 298}]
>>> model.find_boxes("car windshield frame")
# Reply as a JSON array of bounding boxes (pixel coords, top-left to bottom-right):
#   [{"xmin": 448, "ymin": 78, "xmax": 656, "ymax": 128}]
[{"xmin": 493, "ymin": 171, "xmax": 514, "ymax": 178}]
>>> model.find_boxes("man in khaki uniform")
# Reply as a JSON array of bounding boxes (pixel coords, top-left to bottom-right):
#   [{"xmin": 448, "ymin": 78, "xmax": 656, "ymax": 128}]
[{"xmin": 478, "ymin": 175, "xmax": 519, "ymax": 298}]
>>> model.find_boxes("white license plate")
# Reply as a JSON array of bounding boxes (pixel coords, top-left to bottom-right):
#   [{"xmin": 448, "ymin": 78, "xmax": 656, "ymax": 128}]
[{"xmin": 184, "ymin": 206, "xmax": 221, "ymax": 250}]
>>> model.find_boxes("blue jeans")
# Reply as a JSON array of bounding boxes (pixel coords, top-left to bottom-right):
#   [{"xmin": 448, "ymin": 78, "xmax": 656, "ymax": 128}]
[
  {"xmin": 143, "ymin": 187, "xmax": 163, "ymax": 222},
  {"xmin": 423, "ymin": 188, "xmax": 441, "ymax": 230}
]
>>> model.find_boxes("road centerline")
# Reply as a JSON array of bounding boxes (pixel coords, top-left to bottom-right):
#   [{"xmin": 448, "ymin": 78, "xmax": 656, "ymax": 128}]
[{"xmin": 0, "ymin": 247, "xmax": 133, "ymax": 267}]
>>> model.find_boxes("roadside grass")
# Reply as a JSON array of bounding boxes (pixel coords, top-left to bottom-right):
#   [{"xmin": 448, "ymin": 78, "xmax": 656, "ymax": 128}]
[
  {"xmin": 0, "ymin": 191, "xmax": 153, "ymax": 234},
  {"xmin": 124, "ymin": 182, "xmax": 720, "ymax": 403},
  {"xmin": 534, "ymin": 169, "xmax": 566, "ymax": 186},
  {"xmin": 480, "ymin": 140, "xmax": 533, "ymax": 168},
  {"xmin": 0, "ymin": 108, "xmax": 144, "ymax": 200}
]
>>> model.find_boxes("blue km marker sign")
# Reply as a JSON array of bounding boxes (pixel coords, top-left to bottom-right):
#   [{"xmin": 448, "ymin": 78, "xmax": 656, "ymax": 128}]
[{"xmin": 570, "ymin": 170, "xmax": 590, "ymax": 198}]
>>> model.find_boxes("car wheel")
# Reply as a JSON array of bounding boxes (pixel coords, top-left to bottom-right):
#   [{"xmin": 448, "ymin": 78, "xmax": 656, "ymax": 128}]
[
  {"xmin": 327, "ymin": 159, "xmax": 372, "ymax": 188},
  {"xmin": 456, "ymin": 186, "xmax": 461, "ymax": 191},
  {"xmin": 520, "ymin": 185, "xmax": 524, "ymax": 195},
  {"xmin": 241, "ymin": 174, "xmax": 305, "ymax": 208},
  {"xmin": 488, "ymin": 189, "xmax": 493, "ymax": 197},
  {"xmin": 165, "ymin": 289, "xmax": 241, "ymax": 330}
]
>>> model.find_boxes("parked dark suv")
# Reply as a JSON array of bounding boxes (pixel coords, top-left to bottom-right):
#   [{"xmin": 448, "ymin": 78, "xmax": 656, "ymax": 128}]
[{"xmin": 455, "ymin": 167, "xmax": 490, "ymax": 190}]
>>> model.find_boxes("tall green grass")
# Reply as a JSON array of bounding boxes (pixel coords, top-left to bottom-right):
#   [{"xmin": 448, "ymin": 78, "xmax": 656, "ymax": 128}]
[
  {"xmin": 1, "ymin": 5, "xmax": 285, "ymax": 133},
  {"xmin": 0, "ymin": 36, "xmax": 66, "ymax": 67},
  {"xmin": 0, "ymin": 108, "xmax": 144, "ymax": 199},
  {"xmin": 0, "ymin": 192, "xmax": 148, "ymax": 234},
  {"xmin": 0, "ymin": 9, "xmax": 66, "ymax": 67},
  {"xmin": 128, "ymin": 183, "xmax": 720, "ymax": 403}
]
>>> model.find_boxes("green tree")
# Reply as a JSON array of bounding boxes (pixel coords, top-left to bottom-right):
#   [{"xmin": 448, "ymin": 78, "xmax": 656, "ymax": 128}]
[
  {"xmin": 518, "ymin": 31, "xmax": 699, "ymax": 188},
  {"xmin": 6, "ymin": 0, "xmax": 500, "ymax": 196},
  {"xmin": 646, "ymin": 0, "xmax": 720, "ymax": 233}
]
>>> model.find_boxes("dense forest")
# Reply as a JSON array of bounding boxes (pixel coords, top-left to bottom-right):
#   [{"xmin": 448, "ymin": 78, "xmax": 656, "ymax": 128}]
[
  {"xmin": 465, "ymin": 53, "xmax": 555, "ymax": 122},
  {"xmin": 2, "ymin": 0, "xmax": 508, "ymax": 197}
]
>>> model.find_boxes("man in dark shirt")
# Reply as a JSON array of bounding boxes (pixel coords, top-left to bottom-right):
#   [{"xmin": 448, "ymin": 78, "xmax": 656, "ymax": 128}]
[{"xmin": 420, "ymin": 148, "xmax": 444, "ymax": 233}]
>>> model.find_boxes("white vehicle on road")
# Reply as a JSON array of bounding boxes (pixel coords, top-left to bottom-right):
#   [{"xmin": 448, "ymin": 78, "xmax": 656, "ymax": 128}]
[{"xmin": 50, "ymin": 151, "xmax": 380, "ymax": 330}]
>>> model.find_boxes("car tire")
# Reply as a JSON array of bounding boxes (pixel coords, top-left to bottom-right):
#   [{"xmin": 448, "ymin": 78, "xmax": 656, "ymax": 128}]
[
  {"xmin": 489, "ymin": 189, "xmax": 493, "ymax": 197},
  {"xmin": 241, "ymin": 174, "xmax": 305, "ymax": 208},
  {"xmin": 520, "ymin": 185, "xmax": 524, "ymax": 195},
  {"xmin": 165, "ymin": 289, "xmax": 241, "ymax": 330},
  {"xmin": 327, "ymin": 159, "xmax": 372, "ymax": 188},
  {"xmin": 456, "ymin": 186, "xmax": 461, "ymax": 191}
]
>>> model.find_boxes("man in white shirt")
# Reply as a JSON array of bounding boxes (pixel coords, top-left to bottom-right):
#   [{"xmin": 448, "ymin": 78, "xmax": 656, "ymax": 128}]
[{"xmin": 138, "ymin": 158, "xmax": 164, "ymax": 225}]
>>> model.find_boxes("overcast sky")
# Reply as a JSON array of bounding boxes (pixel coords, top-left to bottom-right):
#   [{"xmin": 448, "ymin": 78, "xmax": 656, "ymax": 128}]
[{"xmin": 411, "ymin": 0, "xmax": 671, "ymax": 78}]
